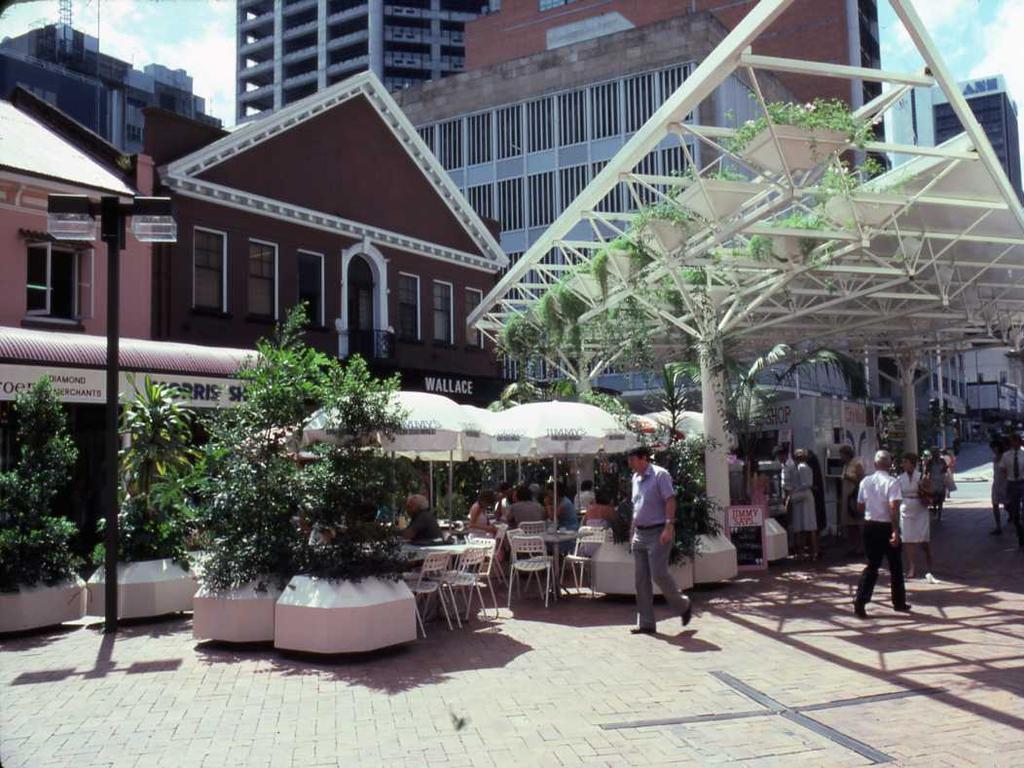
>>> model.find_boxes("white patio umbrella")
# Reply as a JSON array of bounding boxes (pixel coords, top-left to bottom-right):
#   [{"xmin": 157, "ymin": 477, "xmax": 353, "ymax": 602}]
[
  {"xmin": 643, "ymin": 410, "xmax": 705, "ymax": 439},
  {"xmin": 494, "ymin": 401, "xmax": 638, "ymax": 522}
]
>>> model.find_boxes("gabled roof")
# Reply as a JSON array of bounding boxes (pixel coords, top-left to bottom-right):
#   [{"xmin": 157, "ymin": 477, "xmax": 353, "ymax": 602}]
[
  {"xmin": 162, "ymin": 71, "xmax": 506, "ymax": 273},
  {"xmin": 0, "ymin": 98, "xmax": 133, "ymax": 195}
]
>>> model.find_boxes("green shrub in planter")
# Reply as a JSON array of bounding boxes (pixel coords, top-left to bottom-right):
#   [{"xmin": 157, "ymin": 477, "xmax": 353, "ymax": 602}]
[
  {"xmin": 92, "ymin": 377, "xmax": 199, "ymax": 568},
  {"xmin": 0, "ymin": 379, "xmax": 80, "ymax": 592},
  {"xmin": 657, "ymin": 437, "xmax": 723, "ymax": 564}
]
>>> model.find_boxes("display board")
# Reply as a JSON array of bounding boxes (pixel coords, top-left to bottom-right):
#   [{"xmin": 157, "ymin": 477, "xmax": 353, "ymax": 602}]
[{"xmin": 727, "ymin": 505, "xmax": 768, "ymax": 571}]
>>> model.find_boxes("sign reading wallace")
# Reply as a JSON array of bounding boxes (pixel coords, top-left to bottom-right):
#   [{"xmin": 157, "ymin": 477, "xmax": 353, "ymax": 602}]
[{"xmin": 403, "ymin": 370, "xmax": 505, "ymax": 405}]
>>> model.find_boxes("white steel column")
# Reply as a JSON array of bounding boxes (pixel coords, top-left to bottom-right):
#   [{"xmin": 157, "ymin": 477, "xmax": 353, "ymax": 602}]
[
  {"xmin": 898, "ymin": 352, "xmax": 919, "ymax": 455},
  {"xmin": 273, "ymin": 0, "xmax": 284, "ymax": 110},
  {"xmin": 936, "ymin": 346, "xmax": 947, "ymax": 450},
  {"xmin": 699, "ymin": 349, "xmax": 730, "ymax": 524}
]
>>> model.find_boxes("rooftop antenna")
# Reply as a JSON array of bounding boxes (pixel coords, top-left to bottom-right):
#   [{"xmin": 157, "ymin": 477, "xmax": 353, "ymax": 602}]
[{"xmin": 58, "ymin": 0, "xmax": 72, "ymax": 27}]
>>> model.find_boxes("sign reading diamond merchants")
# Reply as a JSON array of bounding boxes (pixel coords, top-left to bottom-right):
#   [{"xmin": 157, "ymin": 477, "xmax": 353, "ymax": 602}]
[{"xmin": 0, "ymin": 364, "xmax": 243, "ymax": 408}]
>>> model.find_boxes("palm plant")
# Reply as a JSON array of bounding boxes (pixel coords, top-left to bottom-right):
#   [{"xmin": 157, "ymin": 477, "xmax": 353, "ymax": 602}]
[{"xmin": 646, "ymin": 362, "xmax": 695, "ymax": 443}]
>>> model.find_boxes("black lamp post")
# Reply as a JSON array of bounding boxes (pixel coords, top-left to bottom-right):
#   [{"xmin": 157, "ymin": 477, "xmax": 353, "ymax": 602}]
[{"xmin": 47, "ymin": 194, "xmax": 175, "ymax": 633}]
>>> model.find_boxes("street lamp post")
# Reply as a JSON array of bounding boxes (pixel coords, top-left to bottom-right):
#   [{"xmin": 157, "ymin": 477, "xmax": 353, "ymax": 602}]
[{"xmin": 47, "ymin": 194, "xmax": 176, "ymax": 634}]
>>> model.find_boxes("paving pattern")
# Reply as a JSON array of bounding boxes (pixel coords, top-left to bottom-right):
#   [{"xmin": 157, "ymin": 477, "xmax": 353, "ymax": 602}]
[{"xmin": 2, "ymin": 500, "xmax": 1022, "ymax": 768}]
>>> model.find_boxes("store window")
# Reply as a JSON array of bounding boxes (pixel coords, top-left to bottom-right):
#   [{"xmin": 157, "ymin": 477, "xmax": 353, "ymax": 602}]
[
  {"xmin": 193, "ymin": 228, "xmax": 226, "ymax": 311},
  {"xmin": 297, "ymin": 250, "xmax": 324, "ymax": 326},
  {"xmin": 465, "ymin": 288, "xmax": 484, "ymax": 348},
  {"xmin": 248, "ymin": 240, "xmax": 277, "ymax": 318},
  {"xmin": 26, "ymin": 242, "xmax": 90, "ymax": 321},
  {"xmin": 398, "ymin": 273, "xmax": 420, "ymax": 341},
  {"xmin": 432, "ymin": 281, "xmax": 453, "ymax": 345}
]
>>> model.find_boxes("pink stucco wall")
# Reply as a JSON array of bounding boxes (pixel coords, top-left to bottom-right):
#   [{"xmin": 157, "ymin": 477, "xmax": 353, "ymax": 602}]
[{"xmin": 0, "ymin": 156, "xmax": 153, "ymax": 339}]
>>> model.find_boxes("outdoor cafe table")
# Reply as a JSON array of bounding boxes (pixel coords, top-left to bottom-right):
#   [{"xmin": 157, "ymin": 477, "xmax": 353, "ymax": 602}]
[
  {"xmin": 539, "ymin": 529, "xmax": 581, "ymax": 602},
  {"xmin": 401, "ymin": 542, "xmax": 471, "ymax": 564}
]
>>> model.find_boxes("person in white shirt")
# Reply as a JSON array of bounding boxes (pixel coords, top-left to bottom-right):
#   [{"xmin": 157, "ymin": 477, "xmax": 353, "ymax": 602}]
[
  {"xmin": 853, "ymin": 450, "xmax": 911, "ymax": 618},
  {"xmin": 998, "ymin": 432, "xmax": 1024, "ymax": 549}
]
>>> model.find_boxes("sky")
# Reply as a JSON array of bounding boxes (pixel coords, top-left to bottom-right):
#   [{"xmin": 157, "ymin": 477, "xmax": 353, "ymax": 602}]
[{"xmin": 0, "ymin": 0, "xmax": 1021, "ymax": 132}]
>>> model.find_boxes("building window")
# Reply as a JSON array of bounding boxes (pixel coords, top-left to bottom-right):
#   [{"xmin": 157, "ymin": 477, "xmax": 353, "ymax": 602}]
[
  {"xmin": 497, "ymin": 178, "xmax": 524, "ymax": 231},
  {"xmin": 497, "ymin": 104, "xmax": 522, "ymax": 159},
  {"xmin": 559, "ymin": 164, "xmax": 589, "ymax": 209},
  {"xmin": 658, "ymin": 65, "xmax": 688, "ymax": 107},
  {"xmin": 248, "ymin": 240, "xmax": 277, "ymax": 318},
  {"xmin": 467, "ymin": 112, "xmax": 492, "ymax": 166},
  {"xmin": 592, "ymin": 160, "xmax": 624, "ymax": 213},
  {"xmin": 398, "ymin": 273, "xmax": 420, "ymax": 341},
  {"xmin": 558, "ymin": 89, "xmax": 586, "ymax": 147},
  {"xmin": 467, "ymin": 184, "xmax": 493, "ymax": 221},
  {"xmin": 193, "ymin": 227, "xmax": 226, "ymax": 311},
  {"xmin": 432, "ymin": 280, "xmax": 453, "ymax": 345},
  {"xmin": 465, "ymin": 288, "xmax": 484, "ymax": 348},
  {"xmin": 591, "ymin": 80, "xmax": 620, "ymax": 140},
  {"xmin": 624, "ymin": 72, "xmax": 655, "ymax": 132},
  {"xmin": 417, "ymin": 124, "xmax": 435, "ymax": 153},
  {"xmin": 539, "ymin": 0, "xmax": 577, "ymax": 9},
  {"xmin": 528, "ymin": 171, "xmax": 556, "ymax": 228},
  {"xmin": 526, "ymin": 97, "xmax": 553, "ymax": 152},
  {"xmin": 297, "ymin": 250, "xmax": 324, "ymax": 326},
  {"xmin": 661, "ymin": 145, "xmax": 688, "ymax": 177},
  {"xmin": 26, "ymin": 243, "xmax": 90, "ymax": 320},
  {"xmin": 439, "ymin": 118, "xmax": 463, "ymax": 170}
]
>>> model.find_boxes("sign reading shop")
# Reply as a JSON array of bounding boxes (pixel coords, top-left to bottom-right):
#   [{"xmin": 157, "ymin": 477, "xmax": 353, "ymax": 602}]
[{"xmin": 0, "ymin": 364, "xmax": 243, "ymax": 408}]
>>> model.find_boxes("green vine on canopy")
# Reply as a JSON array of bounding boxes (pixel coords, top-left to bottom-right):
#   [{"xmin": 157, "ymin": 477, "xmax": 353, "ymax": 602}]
[{"xmin": 729, "ymin": 98, "xmax": 875, "ymax": 153}]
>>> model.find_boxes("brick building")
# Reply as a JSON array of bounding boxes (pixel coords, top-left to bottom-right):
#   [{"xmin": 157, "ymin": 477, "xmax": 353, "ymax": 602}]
[
  {"xmin": 466, "ymin": 0, "xmax": 880, "ymax": 104},
  {"xmin": 149, "ymin": 71, "xmax": 510, "ymax": 404}
]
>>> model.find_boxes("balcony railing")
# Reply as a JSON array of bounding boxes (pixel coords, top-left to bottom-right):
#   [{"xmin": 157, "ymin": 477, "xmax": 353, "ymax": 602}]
[{"xmin": 345, "ymin": 329, "xmax": 395, "ymax": 361}]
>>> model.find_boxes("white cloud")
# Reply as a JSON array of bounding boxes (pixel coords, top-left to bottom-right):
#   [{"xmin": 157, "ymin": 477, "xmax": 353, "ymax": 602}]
[{"xmin": 970, "ymin": 1, "xmax": 1024, "ymax": 178}]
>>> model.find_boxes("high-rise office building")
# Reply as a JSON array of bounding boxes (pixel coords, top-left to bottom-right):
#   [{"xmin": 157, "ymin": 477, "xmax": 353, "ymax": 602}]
[
  {"xmin": 235, "ymin": 0, "xmax": 493, "ymax": 122},
  {"xmin": 0, "ymin": 24, "xmax": 220, "ymax": 153},
  {"xmin": 886, "ymin": 74, "xmax": 1023, "ymax": 202},
  {"xmin": 464, "ymin": 0, "xmax": 880, "ymax": 105}
]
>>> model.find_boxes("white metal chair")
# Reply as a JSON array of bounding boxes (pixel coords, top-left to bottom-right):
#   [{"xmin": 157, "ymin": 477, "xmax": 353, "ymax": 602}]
[
  {"xmin": 466, "ymin": 536, "xmax": 501, "ymax": 617},
  {"xmin": 517, "ymin": 520, "xmax": 547, "ymax": 535},
  {"xmin": 440, "ymin": 545, "xmax": 488, "ymax": 624},
  {"xmin": 405, "ymin": 550, "xmax": 457, "ymax": 635},
  {"xmin": 507, "ymin": 535, "xmax": 554, "ymax": 609},
  {"xmin": 560, "ymin": 526, "xmax": 612, "ymax": 596}
]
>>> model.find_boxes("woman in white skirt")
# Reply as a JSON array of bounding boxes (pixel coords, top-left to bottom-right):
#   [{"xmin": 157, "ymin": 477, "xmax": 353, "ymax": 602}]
[
  {"xmin": 790, "ymin": 449, "xmax": 820, "ymax": 560},
  {"xmin": 899, "ymin": 453, "xmax": 936, "ymax": 582}
]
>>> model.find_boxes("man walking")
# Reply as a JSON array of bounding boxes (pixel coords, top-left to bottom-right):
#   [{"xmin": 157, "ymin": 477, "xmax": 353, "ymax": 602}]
[
  {"xmin": 1000, "ymin": 432, "xmax": 1024, "ymax": 549},
  {"xmin": 628, "ymin": 446, "xmax": 692, "ymax": 634},
  {"xmin": 854, "ymin": 450, "xmax": 911, "ymax": 618}
]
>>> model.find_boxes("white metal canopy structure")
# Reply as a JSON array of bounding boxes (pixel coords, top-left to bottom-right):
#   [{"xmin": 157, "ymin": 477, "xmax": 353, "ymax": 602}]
[{"xmin": 468, "ymin": 0, "xmax": 1024, "ymax": 525}]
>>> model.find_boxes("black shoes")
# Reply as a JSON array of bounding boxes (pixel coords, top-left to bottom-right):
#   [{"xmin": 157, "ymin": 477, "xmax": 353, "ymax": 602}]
[
  {"xmin": 893, "ymin": 604, "xmax": 913, "ymax": 613},
  {"xmin": 630, "ymin": 626, "xmax": 656, "ymax": 635},
  {"xmin": 853, "ymin": 602, "xmax": 867, "ymax": 619},
  {"xmin": 682, "ymin": 603, "xmax": 693, "ymax": 627}
]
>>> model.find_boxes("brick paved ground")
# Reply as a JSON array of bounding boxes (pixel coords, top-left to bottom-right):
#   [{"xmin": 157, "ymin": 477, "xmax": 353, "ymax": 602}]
[{"xmin": 2, "ymin": 501, "xmax": 1022, "ymax": 768}]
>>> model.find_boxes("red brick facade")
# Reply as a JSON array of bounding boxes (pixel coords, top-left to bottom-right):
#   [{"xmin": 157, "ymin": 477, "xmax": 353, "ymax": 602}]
[{"xmin": 467, "ymin": 0, "xmax": 870, "ymax": 103}]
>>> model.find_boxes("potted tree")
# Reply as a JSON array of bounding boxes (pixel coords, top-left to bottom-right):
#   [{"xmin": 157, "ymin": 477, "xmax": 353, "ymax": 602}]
[
  {"xmin": 275, "ymin": 356, "xmax": 415, "ymax": 655},
  {"xmin": 0, "ymin": 379, "xmax": 85, "ymax": 633},
  {"xmin": 86, "ymin": 377, "xmax": 200, "ymax": 619},
  {"xmin": 191, "ymin": 307, "xmax": 323, "ymax": 643}
]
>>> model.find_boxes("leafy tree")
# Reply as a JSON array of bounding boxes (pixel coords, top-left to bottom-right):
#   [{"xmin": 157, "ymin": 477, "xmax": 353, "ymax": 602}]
[
  {"xmin": 195, "ymin": 306, "xmax": 330, "ymax": 591},
  {"xmin": 644, "ymin": 362, "xmax": 697, "ymax": 443},
  {"xmin": 295, "ymin": 356, "xmax": 407, "ymax": 582},
  {"xmin": 93, "ymin": 378, "xmax": 199, "ymax": 566},
  {"xmin": 0, "ymin": 379, "xmax": 81, "ymax": 591},
  {"xmin": 657, "ymin": 437, "xmax": 723, "ymax": 563}
]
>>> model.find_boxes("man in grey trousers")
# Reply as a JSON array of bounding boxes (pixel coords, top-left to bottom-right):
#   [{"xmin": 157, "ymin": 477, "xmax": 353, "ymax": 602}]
[{"xmin": 628, "ymin": 446, "xmax": 693, "ymax": 634}]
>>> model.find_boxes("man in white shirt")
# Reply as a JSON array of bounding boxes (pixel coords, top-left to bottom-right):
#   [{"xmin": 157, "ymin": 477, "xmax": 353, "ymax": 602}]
[
  {"xmin": 998, "ymin": 433, "xmax": 1024, "ymax": 548},
  {"xmin": 854, "ymin": 450, "xmax": 910, "ymax": 618}
]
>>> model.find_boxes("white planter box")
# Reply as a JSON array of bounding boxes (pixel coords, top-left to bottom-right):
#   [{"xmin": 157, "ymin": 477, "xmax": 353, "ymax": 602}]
[
  {"xmin": 0, "ymin": 578, "xmax": 87, "ymax": 634},
  {"xmin": 590, "ymin": 542, "xmax": 694, "ymax": 596},
  {"xmin": 741, "ymin": 125, "xmax": 851, "ymax": 174},
  {"xmin": 765, "ymin": 518, "xmax": 789, "ymax": 562},
  {"xmin": 274, "ymin": 576, "xmax": 416, "ymax": 654},
  {"xmin": 601, "ymin": 249, "xmax": 634, "ymax": 282},
  {"xmin": 193, "ymin": 581, "xmax": 283, "ymax": 643},
  {"xmin": 566, "ymin": 272, "xmax": 603, "ymax": 303},
  {"xmin": 86, "ymin": 559, "xmax": 197, "ymax": 619},
  {"xmin": 825, "ymin": 195, "xmax": 904, "ymax": 229},
  {"xmin": 645, "ymin": 219, "xmax": 689, "ymax": 255},
  {"xmin": 693, "ymin": 533, "xmax": 738, "ymax": 584},
  {"xmin": 675, "ymin": 179, "xmax": 760, "ymax": 221}
]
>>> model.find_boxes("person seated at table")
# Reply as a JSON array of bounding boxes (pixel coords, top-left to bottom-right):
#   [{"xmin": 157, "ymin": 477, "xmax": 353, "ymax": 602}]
[
  {"xmin": 494, "ymin": 482, "xmax": 513, "ymax": 522},
  {"xmin": 548, "ymin": 482, "xmax": 580, "ymax": 531},
  {"xmin": 468, "ymin": 489, "xmax": 498, "ymax": 536},
  {"xmin": 400, "ymin": 494, "xmax": 443, "ymax": 543},
  {"xmin": 507, "ymin": 484, "xmax": 545, "ymax": 528},
  {"xmin": 576, "ymin": 479, "xmax": 596, "ymax": 510},
  {"xmin": 584, "ymin": 489, "xmax": 617, "ymax": 528}
]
